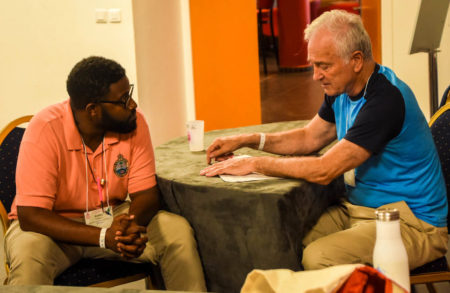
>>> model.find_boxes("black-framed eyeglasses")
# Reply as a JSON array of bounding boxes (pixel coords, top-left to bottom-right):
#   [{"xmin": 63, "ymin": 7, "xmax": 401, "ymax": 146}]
[{"xmin": 98, "ymin": 84, "xmax": 134, "ymax": 108}]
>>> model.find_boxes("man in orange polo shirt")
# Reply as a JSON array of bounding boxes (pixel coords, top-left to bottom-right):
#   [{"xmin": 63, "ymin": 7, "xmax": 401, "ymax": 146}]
[{"xmin": 5, "ymin": 56, "xmax": 206, "ymax": 291}]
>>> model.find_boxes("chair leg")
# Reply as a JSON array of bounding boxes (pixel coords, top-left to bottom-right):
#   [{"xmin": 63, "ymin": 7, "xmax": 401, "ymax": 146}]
[
  {"xmin": 425, "ymin": 283, "xmax": 438, "ymax": 293},
  {"xmin": 269, "ymin": 8, "xmax": 279, "ymax": 67},
  {"xmin": 258, "ymin": 8, "xmax": 268, "ymax": 75},
  {"xmin": 144, "ymin": 275, "xmax": 153, "ymax": 290}
]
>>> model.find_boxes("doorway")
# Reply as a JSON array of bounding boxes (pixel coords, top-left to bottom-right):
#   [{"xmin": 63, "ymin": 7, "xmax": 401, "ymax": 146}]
[{"xmin": 257, "ymin": 0, "xmax": 381, "ymax": 123}]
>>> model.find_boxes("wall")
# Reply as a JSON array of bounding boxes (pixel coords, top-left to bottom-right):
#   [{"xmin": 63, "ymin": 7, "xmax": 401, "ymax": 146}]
[
  {"xmin": 2, "ymin": 1, "xmax": 448, "ymax": 140},
  {"xmin": 132, "ymin": 0, "xmax": 195, "ymax": 147},
  {"xmin": 0, "ymin": 0, "xmax": 138, "ymax": 132},
  {"xmin": 382, "ymin": 0, "xmax": 450, "ymax": 118}
]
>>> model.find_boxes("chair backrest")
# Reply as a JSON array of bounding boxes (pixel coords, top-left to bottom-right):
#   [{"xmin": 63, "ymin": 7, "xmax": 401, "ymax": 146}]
[
  {"xmin": 257, "ymin": 0, "xmax": 274, "ymax": 10},
  {"xmin": 429, "ymin": 102, "xmax": 450, "ymax": 228},
  {"xmin": 439, "ymin": 85, "xmax": 450, "ymax": 108},
  {"xmin": 0, "ymin": 115, "xmax": 32, "ymax": 234}
]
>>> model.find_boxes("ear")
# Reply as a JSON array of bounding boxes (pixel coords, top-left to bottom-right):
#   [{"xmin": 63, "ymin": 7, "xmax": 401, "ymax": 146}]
[
  {"xmin": 84, "ymin": 103, "xmax": 99, "ymax": 118},
  {"xmin": 351, "ymin": 51, "xmax": 364, "ymax": 73}
]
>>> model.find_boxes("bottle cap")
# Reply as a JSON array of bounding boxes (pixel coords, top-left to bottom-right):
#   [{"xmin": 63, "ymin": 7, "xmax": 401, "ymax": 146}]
[{"xmin": 375, "ymin": 208, "xmax": 400, "ymax": 221}]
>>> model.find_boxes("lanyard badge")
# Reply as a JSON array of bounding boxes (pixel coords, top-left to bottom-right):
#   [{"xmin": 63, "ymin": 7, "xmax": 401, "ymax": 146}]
[
  {"xmin": 82, "ymin": 137, "xmax": 112, "ymax": 227},
  {"xmin": 84, "ymin": 206, "xmax": 113, "ymax": 228}
]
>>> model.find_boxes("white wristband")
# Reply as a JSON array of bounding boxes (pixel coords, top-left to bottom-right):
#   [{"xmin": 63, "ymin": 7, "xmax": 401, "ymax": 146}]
[
  {"xmin": 99, "ymin": 228, "xmax": 107, "ymax": 248},
  {"xmin": 258, "ymin": 133, "xmax": 266, "ymax": 151}
]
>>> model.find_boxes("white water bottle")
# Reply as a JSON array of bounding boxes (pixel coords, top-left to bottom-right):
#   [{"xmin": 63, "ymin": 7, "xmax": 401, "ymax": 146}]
[{"xmin": 373, "ymin": 208, "xmax": 410, "ymax": 292}]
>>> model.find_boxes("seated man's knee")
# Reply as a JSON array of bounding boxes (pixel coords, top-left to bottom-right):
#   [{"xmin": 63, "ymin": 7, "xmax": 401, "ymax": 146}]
[
  {"xmin": 302, "ymin": 241, "xmax": 332, "ymax": 270},
  {"xmin": 151, "ymin": 211, "xmax": 195, "ymax": 244},
  {"xmin": 11, "ymin": 232, "xmax": 53, "ymax": 260},
  {"xmin": 8, "ymin": 234, "xmax": 59, "ymax": 284}
]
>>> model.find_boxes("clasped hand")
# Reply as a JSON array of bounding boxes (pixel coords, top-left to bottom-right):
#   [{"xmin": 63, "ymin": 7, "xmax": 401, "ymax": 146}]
[{"xmin": 106, "ymin": 214, "xmax": 148, "ymax": 259}]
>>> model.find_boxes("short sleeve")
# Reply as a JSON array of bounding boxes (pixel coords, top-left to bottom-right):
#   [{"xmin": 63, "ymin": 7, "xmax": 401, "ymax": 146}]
[
  {"xmin": 14, "ymin": 122, "xmax": 58, "ymax": 210},
  {"xmin": 318, "ymin": 95, "xmax": 336, "ymax": 123},
  {"xmin": 344, "ymin": 83, "xmax": 405, "ymax": 154}
]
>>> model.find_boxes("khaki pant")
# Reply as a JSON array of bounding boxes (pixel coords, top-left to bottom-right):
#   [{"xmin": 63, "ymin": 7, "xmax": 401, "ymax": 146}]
[
  {"xmin": 302, "ymin": 201, "xmax": 448, "ymax": 270},
  {"xmin": 5, "ymin": 203, "xmax": 206, "ymax": 292}
]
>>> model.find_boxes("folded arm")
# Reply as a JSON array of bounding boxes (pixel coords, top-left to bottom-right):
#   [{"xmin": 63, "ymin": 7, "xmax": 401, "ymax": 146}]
[
  {"xmin": 253, "ymin": 138, "xmax": 371, "ymax": 184},
  {"xmin": 17, "ymin": 206, "xmax": 146, "ymax": 258},
  {"xmin": 128, "ymin": 185, "xmax": 160, "ymax": 227},
  {"xmin": 17, "ymin": 206, "xmax": 102, "ymax": 245},
  {"xmin": 206, "ymin": 115, "xmax": 337, "ymax": 164},
  {"xmin": 261, "ymin": 114, "xmax": 337, "ymax": 155},
  {"xmin": 202, "ymin": 136, "xmax": 371, "ymax": 185}
]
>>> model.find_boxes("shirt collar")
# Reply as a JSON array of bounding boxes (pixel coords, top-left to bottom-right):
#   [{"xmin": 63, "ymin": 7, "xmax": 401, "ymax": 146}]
[{"xmin": 348, "ymin": 63, "xmax": 380, "ymax": 101}]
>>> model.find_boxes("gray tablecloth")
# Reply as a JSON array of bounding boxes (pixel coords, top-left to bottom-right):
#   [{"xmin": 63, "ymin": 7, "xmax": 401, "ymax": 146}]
[{"xmin": 155, "ymin": 121, "xmax": 345, "ymax": 293}]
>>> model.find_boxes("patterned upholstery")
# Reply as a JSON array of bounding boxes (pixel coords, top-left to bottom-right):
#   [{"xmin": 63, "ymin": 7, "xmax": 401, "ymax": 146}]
[
  {"xmin": 430, "ymin": 106, "xmax": 450, "ymax": 228},
  {"xmin": 410, "ymin": 256, "xmax": 449, "ymax": 275},
  {"xmin": 0, "ymin": 122, "xmax": 164, "ymax": 289},
  {"xmin": 410, "ymin": 88, "xmax": 450, "ymax": 290},
  {"xmin": 0, "ymin": 127, "xmax": 24, "ymax": 214}
]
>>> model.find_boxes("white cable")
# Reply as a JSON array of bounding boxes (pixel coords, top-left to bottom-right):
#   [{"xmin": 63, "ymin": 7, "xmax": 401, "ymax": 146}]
[
  {"xmin": 102, "ymin": 137, "xmax": 110, "ymax": 208},
  {"xmin": 82, "ymin": 139, "xmax": 89, "ymax": 213}
]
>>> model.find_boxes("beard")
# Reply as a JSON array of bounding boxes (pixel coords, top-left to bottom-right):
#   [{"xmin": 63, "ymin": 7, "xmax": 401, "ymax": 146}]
[{"xmin": 101, "ymin": 109, "xmax": 137, "ymax": 134}]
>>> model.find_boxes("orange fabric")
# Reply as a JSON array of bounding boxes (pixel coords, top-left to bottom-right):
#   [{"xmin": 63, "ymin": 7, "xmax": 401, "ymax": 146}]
[
  {"xmin": 337, "ymin": 266, "xmax": 396, "ymax": 293},
  {"xmin": 361, "ymin": 0, "xmax": 382, "ymax": 64},
  {"xmin": 277, "ymin": 0, "xmax": 310, "ymax": 68},
  {"xmin": 9, "ymin": 100, "xmax": 156, "ymax": 219},
  {"xmin": 189, "ymin": 0, "xmax": 261, "ymax": 131},
  {"xmin": 257, "ymin": 0, "xmax": 274, "ymax": 9}
]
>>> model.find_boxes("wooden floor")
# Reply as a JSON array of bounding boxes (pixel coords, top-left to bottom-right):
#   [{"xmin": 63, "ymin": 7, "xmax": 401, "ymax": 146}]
[{"xmin": 259, "ymin": 52, "xmax": 324, "ymax": 123}]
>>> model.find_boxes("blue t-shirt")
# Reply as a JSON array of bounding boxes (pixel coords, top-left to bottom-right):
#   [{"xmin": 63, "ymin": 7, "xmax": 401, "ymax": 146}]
[{"xmin": 318, "ymin": 64, "xmax": 447, "ymax": 227}]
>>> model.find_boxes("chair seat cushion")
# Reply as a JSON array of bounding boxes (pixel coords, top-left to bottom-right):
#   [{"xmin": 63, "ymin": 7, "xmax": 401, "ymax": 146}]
[
  {"xmin": 410, "ymin": 256, "xmax": 449, "ymax": 275},
  {"xmin": 54, "ymin": 258, "xmax": 158, "ymax": 286}
]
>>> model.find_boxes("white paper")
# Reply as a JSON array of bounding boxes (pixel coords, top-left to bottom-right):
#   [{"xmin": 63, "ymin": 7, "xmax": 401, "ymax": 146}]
[{"xmin": 219, "ymin": 173, "xmax": 280, "ymax": 182}]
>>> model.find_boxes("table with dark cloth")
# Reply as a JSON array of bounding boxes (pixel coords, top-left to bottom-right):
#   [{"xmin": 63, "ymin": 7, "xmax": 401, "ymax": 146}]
[{"xmin": 155, "ymin": 120, "xmax": 345, "ymax": 293}]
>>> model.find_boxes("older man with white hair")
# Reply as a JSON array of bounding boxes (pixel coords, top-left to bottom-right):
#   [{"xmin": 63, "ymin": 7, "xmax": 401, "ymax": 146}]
[{"xmin": 200, "ymin": 10, "xmax": 448, "ymax": 270}]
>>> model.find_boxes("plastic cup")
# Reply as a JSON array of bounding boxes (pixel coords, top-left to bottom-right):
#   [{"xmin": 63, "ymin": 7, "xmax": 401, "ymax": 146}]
[{"xmin": 186, "ymin": 120, "xmax": 204, "ymax": 152}]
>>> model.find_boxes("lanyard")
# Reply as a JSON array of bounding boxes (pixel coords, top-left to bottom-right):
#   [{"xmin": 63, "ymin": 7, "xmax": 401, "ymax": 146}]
[{"xmin": 82, "ymin": 137, "xmax": 110, "ymax": 213}]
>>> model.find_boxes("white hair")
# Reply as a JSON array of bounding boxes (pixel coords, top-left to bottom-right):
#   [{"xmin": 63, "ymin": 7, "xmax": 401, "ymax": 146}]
[{"xmin": 304, "ymin": 10, "xmax": 373, "ymax": 61}]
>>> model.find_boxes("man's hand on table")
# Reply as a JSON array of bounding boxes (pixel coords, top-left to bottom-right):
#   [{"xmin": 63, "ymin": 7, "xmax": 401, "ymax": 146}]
[
  {"xmin": 200, "ymin": 156, "xmax": 257, "ymax": 177},
  {"xmin": 106, "ymin": 214, "xmax": 148, "ymax": 259},
  {"xmin": 206, "ymin": 134, "xmax": 252, "ymax": 164}
]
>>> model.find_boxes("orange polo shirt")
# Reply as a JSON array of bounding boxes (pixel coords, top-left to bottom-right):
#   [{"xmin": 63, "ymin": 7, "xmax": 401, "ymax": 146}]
[{"xmin": 9, "ymin": 100, "xmax": 157, "ymax": 219}]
